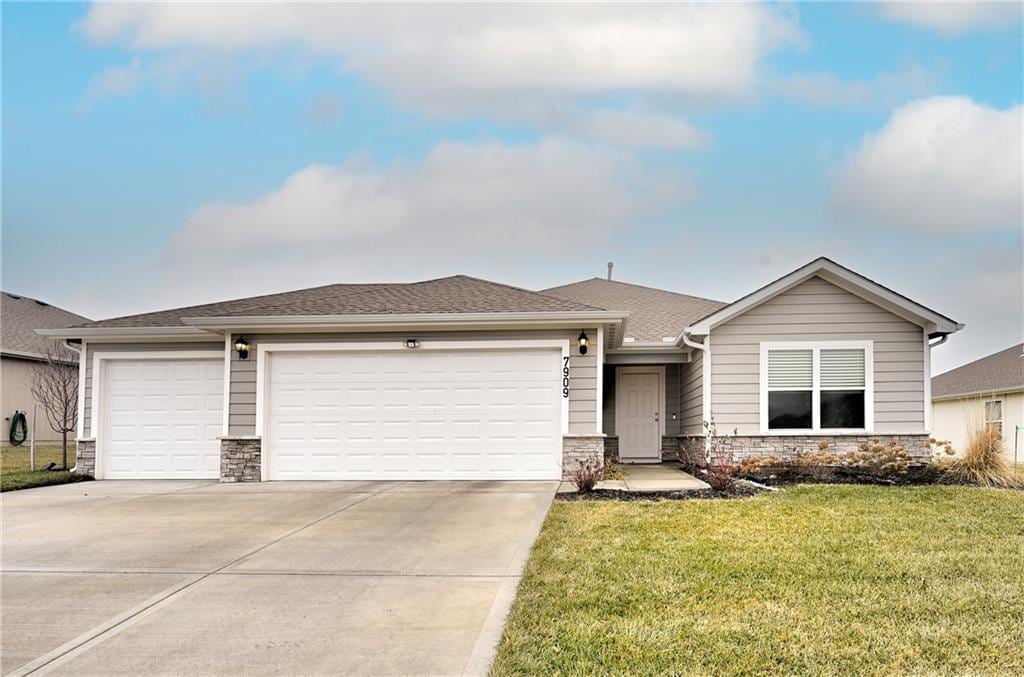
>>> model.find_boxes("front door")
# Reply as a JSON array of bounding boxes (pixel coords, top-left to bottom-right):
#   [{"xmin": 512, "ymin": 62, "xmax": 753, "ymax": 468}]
[{"xmin": 617, "ymin": 371, "xmax": 661, "ymax": 463}]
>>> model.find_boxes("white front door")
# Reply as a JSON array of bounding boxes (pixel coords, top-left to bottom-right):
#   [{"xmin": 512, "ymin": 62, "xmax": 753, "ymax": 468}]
[
  {"xmin": 265, "ymin": 347, "xmax": 564, "ymax": 480},
  {"xmin": 100, "ymin": 358, "xmax": 224, "ymax": 479},
  {"xmin": 617, "ymin": 371, "xmax": 661, "ymax": 463}
]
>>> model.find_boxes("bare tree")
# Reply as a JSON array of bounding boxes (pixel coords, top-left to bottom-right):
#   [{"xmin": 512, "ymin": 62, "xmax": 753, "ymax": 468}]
[{"xmin": 30, "ymin": 344, "xmax": 79, "ymax": 470}]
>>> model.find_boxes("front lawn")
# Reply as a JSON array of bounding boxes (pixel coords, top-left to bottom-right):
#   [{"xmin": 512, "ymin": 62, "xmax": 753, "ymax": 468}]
[
  {"xmin": 493, "ymin": 485, "xmax": 1024, "ymax": 675},
  {"xmin": 1, "ymin": 444, "xmax": 71, "ymax": 472},
  {"xmin": 1, "ymin": 469, "xmax": 90, "ymax": 492}
]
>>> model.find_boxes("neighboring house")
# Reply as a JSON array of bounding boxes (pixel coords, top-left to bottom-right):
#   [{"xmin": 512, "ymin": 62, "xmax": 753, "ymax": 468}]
[
  {"xmin": 1, "ymin": 292, "xmax": 90, "ymax": 445},
  {"xmin": 40, "ymin": 257, "xmax": 961, "ymax": 481},
  {"xmin": 932, "ymin": 344, "xmax": 1024, "ymax": 465}
]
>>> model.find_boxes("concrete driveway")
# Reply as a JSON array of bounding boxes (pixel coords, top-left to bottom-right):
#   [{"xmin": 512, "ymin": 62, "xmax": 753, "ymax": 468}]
[{"xmin": 1, "ymin": 479, "xmax": 555, "ymax": 676}]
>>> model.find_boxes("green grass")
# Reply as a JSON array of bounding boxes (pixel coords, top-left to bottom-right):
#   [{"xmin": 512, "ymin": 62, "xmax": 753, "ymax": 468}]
[
  {"xmin": 1, "ymin": 444, "xmax": 88, "ymax": 491},
  {"xmin": 493, "ymin": 485, "xmax": 1024, "ymax": 676},
  {"xmin": 1, "ymin": 469, "xmax": 91, "ymax": 492},
  {"xmin": 1, "ymin": 444, "xmax": 72, "ymax": 472}
]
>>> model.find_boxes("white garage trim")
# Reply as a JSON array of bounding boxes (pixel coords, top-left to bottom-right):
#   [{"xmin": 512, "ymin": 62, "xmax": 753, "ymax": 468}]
[
  {"xmin": 222, "ymin": 333, "xmax": 232, "ymax": 436},
  {"xmin": 255, "ymin": 339, "xmax": 570, "ymax": 481},
  {"xmin": 91, "ymin": 350, "xmax": 223, "ymax": 479}
]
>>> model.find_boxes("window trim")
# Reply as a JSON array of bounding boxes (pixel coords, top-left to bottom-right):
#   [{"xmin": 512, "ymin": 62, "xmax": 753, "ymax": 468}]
[{"xmin": 759, "ymin": 341, "xmax": 874, "ymax": 434}]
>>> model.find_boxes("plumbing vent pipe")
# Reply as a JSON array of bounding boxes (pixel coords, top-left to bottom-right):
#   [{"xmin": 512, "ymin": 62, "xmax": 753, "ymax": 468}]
[{"xmin": 607, "ymin": 262, "xmax": 613, "ymax": 280}]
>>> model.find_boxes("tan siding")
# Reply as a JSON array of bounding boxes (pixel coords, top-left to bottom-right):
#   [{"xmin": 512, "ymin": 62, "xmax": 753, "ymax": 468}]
[
  {"xmin": 710, "ymin": 276, "xmax": 926, "ymax": 434},
  {"xmin": 1, "ymin": 356, "xmax": 77, "ymax": 444},
  {"xmin": 82, "ymin": 341, "xmax": 223, "ymax": 438},
  {"xmin": 228, "ymin": 329, "xmax": 598, "ymax": 436},
  {"xmin": 680, "ymin": 351, "xmax": 704, "ymax": 434}
]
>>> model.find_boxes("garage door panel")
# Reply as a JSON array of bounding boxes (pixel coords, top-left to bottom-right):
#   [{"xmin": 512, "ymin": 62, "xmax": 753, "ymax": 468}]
[
  {"xmin": 101, "ymin": 358, "xmax": 223, "ymax": 480},
  {"xmin": 267, "ymin": 348, "xmax": 563, "ymax": 480}
]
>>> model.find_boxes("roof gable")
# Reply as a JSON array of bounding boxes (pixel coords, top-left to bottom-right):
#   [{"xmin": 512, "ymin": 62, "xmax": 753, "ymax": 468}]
[
  {"xmin": 686, "ymin": 257, "xmax": 961, "ymax": 336},
  {"xmin": 933, "ymin": 343, "xmax": 1024, "ymax": 399},
  {"xmin": 542, "ymin": 277, "xmax": 726, "ymax": 342}
]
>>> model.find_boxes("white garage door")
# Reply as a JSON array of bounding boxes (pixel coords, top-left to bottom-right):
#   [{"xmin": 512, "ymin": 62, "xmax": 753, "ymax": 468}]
[
  {"xmin": 101, "ymin": 359, "xmax": 224, "ymax": 479},
  {"xmin": 266, "ymin": 348, "xmax": 563, "ymax": 480}
]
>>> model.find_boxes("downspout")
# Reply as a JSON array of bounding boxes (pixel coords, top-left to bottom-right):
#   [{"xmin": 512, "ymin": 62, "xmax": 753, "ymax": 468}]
[
  {"xmin": 680, "ymin": 330, "xmax": 711, "ymax": 455},
  {"xmin": 63, "ymin": 339, "xmax": 83, "ymax": 473}
]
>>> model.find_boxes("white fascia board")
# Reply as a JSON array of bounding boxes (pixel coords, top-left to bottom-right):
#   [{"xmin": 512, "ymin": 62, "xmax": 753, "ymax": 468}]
[
  {"xmin": 932, "ymin": 387, "xmax": 1024, "ymax": 402},
  {"xmin": 36, "ymin": 326, "xmax": 217, "ymax": 341},
  {"xmin": 684, "ymin": 257, "xmax": 962, "ymax": 336},
  {"xmin": 181, "ymin": 311, "xmax": 627, "ymax": 332}
]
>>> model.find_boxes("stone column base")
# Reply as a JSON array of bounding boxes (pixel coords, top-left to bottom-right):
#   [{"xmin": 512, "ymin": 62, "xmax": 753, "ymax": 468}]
[
  {"xmin": 75, "ymin": 439, "xmax": 96, "ymax": 477},
  {"xmin": 562, "ymin": 435, "xmax": 605, "ymax": 480},
  {"xmin": 220, "ymin": 437, "xmax": 262, "ymax": 482}
]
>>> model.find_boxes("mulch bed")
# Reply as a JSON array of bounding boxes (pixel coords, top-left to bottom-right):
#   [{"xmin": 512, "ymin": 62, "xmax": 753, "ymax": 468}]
[
  {"xmin": 738, "ymin": 464, "xmax": 959, "ymax": 487},
  {"xmin": 557, "ymin": 483, "xmax": 763, "ymax": 502}
]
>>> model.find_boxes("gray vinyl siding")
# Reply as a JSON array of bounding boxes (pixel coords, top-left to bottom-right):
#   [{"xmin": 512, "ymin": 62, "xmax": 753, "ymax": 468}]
[
  {"xmin": 228, "ymin": 329, "xmax": 599, "ymax": 436},
  {"xmin": 680, "ymin": 350, "xmax": 704, "ymax": 435},
  {"xmin": 709, "ymin": 275, "xmax": 926, "ymax": 434},
  {"xmin": 81, "ymin": 341, "xmax": 223, "ymax": 438},
  {"xmin": 601, "ymin": 363, "xmax": 682, "ymax": 437}
]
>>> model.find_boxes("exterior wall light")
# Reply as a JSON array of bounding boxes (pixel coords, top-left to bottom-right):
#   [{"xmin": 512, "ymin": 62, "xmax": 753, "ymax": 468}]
[
  {"xmin": 404, "ymin": 338, "xmax": 421, "ymax": 349},
  {"xmin": 234, "ymin": 336, "xmax": 250, "ymax": 360},
  {"xmin": 578, "ymin": 330, "xmax": 589, "ymax": 355}
]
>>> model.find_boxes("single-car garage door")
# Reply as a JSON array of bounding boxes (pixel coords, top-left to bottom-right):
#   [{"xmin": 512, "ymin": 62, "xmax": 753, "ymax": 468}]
[
  {"xmin": 100, "ymin": 358, "xmax": 224, "ymax": 479},
  {"xmin": 266, "ymin": 347, "xmax": 564, "ymax": 480}
]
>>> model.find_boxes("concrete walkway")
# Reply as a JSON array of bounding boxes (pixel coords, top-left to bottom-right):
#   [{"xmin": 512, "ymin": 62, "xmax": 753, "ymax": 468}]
[
  {"xmin": 1, "ymin": 479, "xmax": 556, "ymax": 676},
  {"xmin": 558, "ymin": 462, "xmax": 710, "ymax": 493}
]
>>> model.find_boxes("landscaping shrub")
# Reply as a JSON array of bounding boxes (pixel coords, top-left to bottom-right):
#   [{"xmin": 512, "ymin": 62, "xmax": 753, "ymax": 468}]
[
  {"xmin": 602, "ymin": 459, "xmax": 624, "ymax": 481},
  {"xmin": 567, "ymin": 458, "xmax": 605, "ymax": 493},
  {"xmin": 704, "ymin": 454, "xmax": 736, "ymax": 491},
  {"xmin": 840, "ymin": 439, "xmax": 912, "ymax": 477},
  {"xmin": 737, "ymin": 439, "xmax": 925, "ymax": 485},
  {"xmin": 940, "ymin": 424, "xmax": 1023, "ymax": 488}
]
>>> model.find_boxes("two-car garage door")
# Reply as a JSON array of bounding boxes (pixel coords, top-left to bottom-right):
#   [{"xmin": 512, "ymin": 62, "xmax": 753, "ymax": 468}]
[{"xmin": 265, "ymin": 347, "xmax": 563, "ymax": 480}]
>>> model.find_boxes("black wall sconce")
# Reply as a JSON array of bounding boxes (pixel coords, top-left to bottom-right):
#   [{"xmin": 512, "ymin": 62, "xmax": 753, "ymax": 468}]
[
  {"xmin": 577, "ymin": 330, "xmax": 589, "ymax": 355},
  {"xmin": 404, "ymin": 338, "xmax": 421, "ymax": 349},
  {"xmin": 234, "ymin": 336, "xmax": 251, "ymax": 360}
]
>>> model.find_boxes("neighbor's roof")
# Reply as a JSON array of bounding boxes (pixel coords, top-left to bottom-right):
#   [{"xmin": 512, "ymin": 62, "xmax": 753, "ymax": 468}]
[
  {"xmin": 542, "ymin": 278, "xmax": 726, "ymax": 342},
  {"xmin": 932, "ymin": 343, "xmax": 1024, "ymax": 399},
  {"xmin": 69, "ymin": 276, "xmax": 603, "ymax": 330},
  {"xmin": 1, "ymin": 292, "xmax": 90, "ymax": 359}
]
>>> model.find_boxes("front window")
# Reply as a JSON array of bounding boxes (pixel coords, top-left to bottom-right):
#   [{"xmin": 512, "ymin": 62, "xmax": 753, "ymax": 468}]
[
  {"xmin": 763, "ymin": 343, "xmax": 872, "ymax": 432},
  {"xmin": 985, "ymin": 400, "xmax": 1003, "ymax": 434}
]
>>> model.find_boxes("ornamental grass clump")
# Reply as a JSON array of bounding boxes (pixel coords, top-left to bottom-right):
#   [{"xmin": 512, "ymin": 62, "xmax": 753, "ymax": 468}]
[{"xmin": 941, "ymin": 424, "xmax": 1022, "ymax": 488}]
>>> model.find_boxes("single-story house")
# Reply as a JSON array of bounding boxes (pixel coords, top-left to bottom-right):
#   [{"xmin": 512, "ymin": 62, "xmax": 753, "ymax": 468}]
[
  {"xmin": 932, "ymin": 343, "xmax": 1023, "ymax": 465},
  {"xmin": 2, "ymin": 292, "xmax": 90, "ymax": 445},
  {"xmin": 39, "ymin": 257, "xmax": 961, "ymax": 481}
]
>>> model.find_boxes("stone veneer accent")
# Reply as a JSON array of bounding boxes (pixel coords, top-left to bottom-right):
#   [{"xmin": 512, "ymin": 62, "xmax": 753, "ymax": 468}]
[
  {"xmin": 220, "ymin": 437, "xmax": 262, "ymax": 482},
  {"xmin": 698, "ymin": 434, "xmax": 933, "ymax": 464},
  {"xmin": 75, "ymin": 439, "xmax": 96, "ymax": 476},
  {"xmin": 562, "ymin": 435, "xmax": 605, "ymax": 479}
]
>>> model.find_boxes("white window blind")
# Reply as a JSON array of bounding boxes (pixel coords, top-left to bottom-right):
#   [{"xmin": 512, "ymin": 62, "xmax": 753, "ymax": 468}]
[
  {"xmin": 767, "ymin": 350, "xmax": 812, "ymax": 389},
  {"xmin": 820, "ymin": 349, "xmax": 865, "ymax": 388}
]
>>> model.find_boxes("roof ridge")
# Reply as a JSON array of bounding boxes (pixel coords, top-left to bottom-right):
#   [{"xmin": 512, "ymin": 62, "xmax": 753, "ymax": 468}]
[
  {"xmin": 544, "ymin": 277, "xmax": 726, "ymax": 305},
  {"xmin": 454, "ymin": 274, "xmax": 608, "ymax": 312}
]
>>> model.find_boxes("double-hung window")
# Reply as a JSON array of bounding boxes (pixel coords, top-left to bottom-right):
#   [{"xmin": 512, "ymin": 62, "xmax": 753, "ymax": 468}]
[
  {"xmin": 984, "ymin": 400, "xmax": 1003, "ymax": 434},
  {"xmin": 760, "ymin": 341, "xmax": 873, "ymax": 432}
]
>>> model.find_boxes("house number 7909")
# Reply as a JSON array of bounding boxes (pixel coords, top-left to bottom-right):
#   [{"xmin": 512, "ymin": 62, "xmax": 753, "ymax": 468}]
[{"xmin": 562, "ymin": 356, "xmax": 570, "ymax": 398}]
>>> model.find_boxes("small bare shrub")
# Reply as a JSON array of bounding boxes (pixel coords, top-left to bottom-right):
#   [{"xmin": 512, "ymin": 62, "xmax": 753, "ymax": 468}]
[
  {"xmin": 795, "ymin": 448, "xmax": 840, "ymax": 481},
  {"xmin": 703, "ymin": 416, "xmax": 736, "ymax": 491},
  {"xmin": 602, "ymin": 459, "xmax": 624, "ymax": 481},
  {"xmin": 839, "ymin": 439, "xmax": 911, "ymax": 477},
  {"xmin": 676, "ymin": 437, "xmax": 706, "ymax": 472},
  {"xmin": 567, "ymin": 458, "xmax": 605, "ymax": 493},
  {"xmin": 737, "ymin": 454, "xmax": 788, "ymax": 475},
  {"xmin": 940, "ymin": 425, "xmax": 1022, "ymax": 488}
]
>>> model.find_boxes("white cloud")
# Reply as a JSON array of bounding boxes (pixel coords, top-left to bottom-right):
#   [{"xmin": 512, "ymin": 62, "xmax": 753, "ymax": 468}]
[
  {"xmin": 171, "ymin": 138, "xmax": 693, "ymax": 257},
  {"xmin": 831, "ymin": 96, "xmax": 1023, "ymax": 233},
  {"xmin": 565, "ymin": 108, "xmax": 711, "ymax": 150},
  {"xmin": 78, "ymin": 3, "xmax": 800, "ymax": 110},
  {"xmin": 775, "ymin": 62, "xmax": 938, "ymax": 109},
  {"xmin": 878, "ymin": 1, "xmax": 1023, "ymax": 34},
  {"xmin": 82, "ymin": 57, "xmax": 144, "ymax": 102}
]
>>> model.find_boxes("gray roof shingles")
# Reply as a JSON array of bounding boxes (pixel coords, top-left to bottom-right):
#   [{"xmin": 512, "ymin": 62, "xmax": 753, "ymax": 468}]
[
  {"xmin": 1, "ymin": 292, "xmax": 90, "ymax": 359},
  {"xmin": 69, "ymin": 275, "xmax": 602, "ymax": 330},
  {"xmin": 541, "ymin": 278, "xmax": 727, "ymax": 342},
  {"xmin": 932, "ymin": 343, "xmax": 1024, "ymax": 399}
]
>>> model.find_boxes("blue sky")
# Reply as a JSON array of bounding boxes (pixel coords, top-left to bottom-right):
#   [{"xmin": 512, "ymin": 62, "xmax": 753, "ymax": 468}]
[{"xmin": 2, "ymin": 2, "xmax": 1021, "ymax": 373}]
